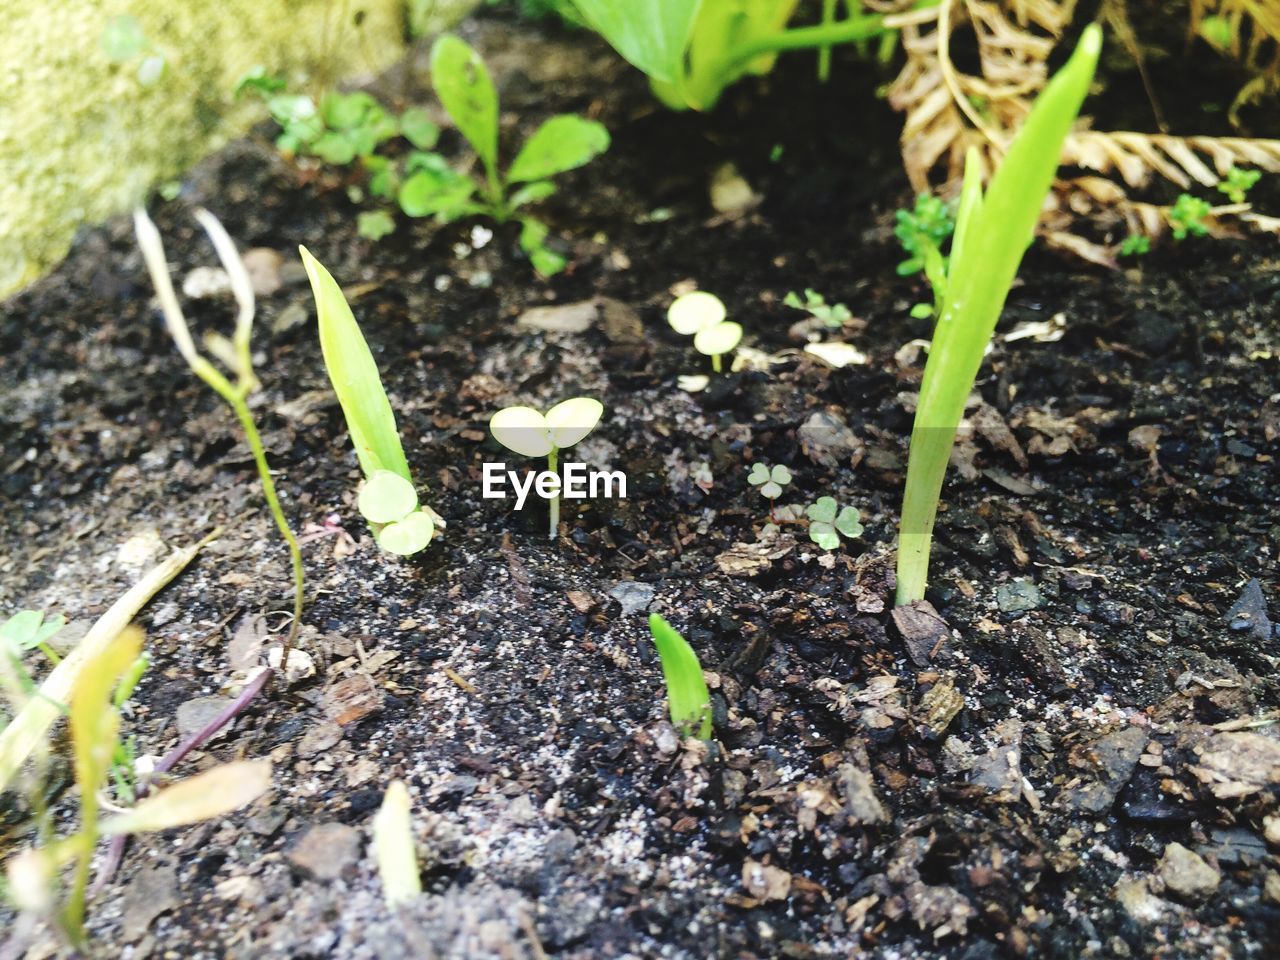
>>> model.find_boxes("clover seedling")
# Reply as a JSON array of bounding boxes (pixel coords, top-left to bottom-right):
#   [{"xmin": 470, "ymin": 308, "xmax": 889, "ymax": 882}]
[
  {"xmin": 647, "ymin": 614, "xmax": 711, "ymax": 739},
  {"xmin": 748, "ymin": 463, "xmax": 791, "ymax": 521},
  {"xmin": 1119, "ymin": 234, "xmax": 1150, "ymax": 257},
  {"xmin": 1217, "ymin": 166, "xmax": 1260, "ymax": 204},
  {"xmin": 490, "ymin": 398, "xmax": 604, "ymax": 539},
  {"xmin": 668, "ymin": 291, "xmax": 742, "ymax": 373},
  {"xmin": 301, "ymin": 248, "xmax": 436, "ymax": 557},
  {"xmin": 806, "ymin": 497, "xmax": 864, "ymax": 550}
]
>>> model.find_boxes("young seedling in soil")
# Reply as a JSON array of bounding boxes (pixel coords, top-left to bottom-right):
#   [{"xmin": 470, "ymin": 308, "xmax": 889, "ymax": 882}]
[
  {"xmin": 3, "ymin": 628, "xmax": 271, "ymax": 948},
  {"xmin": 373, "ymin": 780, "xmax": 421, "ymax": 907},
  {"xmin": 1, "ymin": 611, "xmax": 66, "ymax": 667},
  {"xmin": 895, "ymin": 192, "xmax": 955, "ymax": 320},
  {"xmin": 570, "ymin": 0, "xmax": 886, "ymax": 110},
  {"xmin": 783, "ymin": 288, "xmax": 851, "ymax": 329},
  {"xmin": 133, "ymin": 208, "xmax": 305, "ymax": 666},
  {"xmin": 805, "ymin": 496, "xmax": 863, "ymax": 550},
  {"xmin": 420, "ymin": 34, "xmax": 611, "ymax": 274},
  {"xmin": 747, "ymin": 462, "xmax": 791, "ymax": 522},
  {"xmin": 647, "ymin": 614, "xmax": 711, "ymax": 739},
  {"xmin": 300, "ymin": 248, "xmax": 438, "ymax": 557},
  {"xmin": 667, "ymin": 291, "xmax": 742, "ymax": 373},
  {"xmin": 1119, "ymin": 234, "xmax": 1151, "ymax": 257},
  {"xmin": 896, "ymin": 24, "xmax": 1102, "ymax": 606},
  {"xmin": 1169, "ymin": 192, "xmax": 1211, "ymax": 239},
  {"xmin": 1217, "ymin": 166, "xmax": 1260, "ymax": 204},
  {"xmin": 489, "ymin": 397, "xmax": 604, "ymax": 539}
]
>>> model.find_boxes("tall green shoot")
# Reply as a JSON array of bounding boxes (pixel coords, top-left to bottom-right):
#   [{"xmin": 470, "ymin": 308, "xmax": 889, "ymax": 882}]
[{"xmin": 895, "ymin": 24, "xmax": 1103, "ymax": 606}]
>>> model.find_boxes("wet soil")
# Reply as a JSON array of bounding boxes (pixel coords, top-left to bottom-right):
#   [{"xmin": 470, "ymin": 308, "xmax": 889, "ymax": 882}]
[{"xmin": 2, "ymin": 12, "xmax": 1279, "ymax": 960}]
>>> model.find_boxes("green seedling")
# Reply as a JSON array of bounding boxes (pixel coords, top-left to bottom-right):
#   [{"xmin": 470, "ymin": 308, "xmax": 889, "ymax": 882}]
[
  {"xmin": 748, "ymin": 462, "xmax": 791, "ymax": 522},
  {"xmin": 410, "ymin": 34, "xmax": 610, "ymax": 274},
  {"xmin": 1119, "ymin": 234, "xmax": 1151, "ymax": 257},
  {"xmin": 1169, "ymin": 193, "xmax": 1211, "ymax": 239},
  {"xmin": 373, "ymin": 780, "xmax": 421, "ymax": 908},
  {"xmin": 895, "ymin": 193, "xmax": 956, "ymax": 320},
  {"xmin": 489, "ymin": 398, "xmax": 605, "ymax": 539},
  {"xmin": 667, "ymin": 291, "xmax": 742, "ymax": 373},
  {"xmin": 134, "ymin": 208, "xmax": 305, "ymax": 665},
  {"xmin": 1217, "ymin": 166, "xmax": 1260, "ymax": 204},
  {"xmin": 647, "ymin": 614, "xmax": 712, "ymax": 739},
  {"xmin": 1, "ymin": 611, "xmax": 66, "ymax": 667},
  {"xmin": 896, "ymin": 24, "xmax": 1102, "ymax": 606},
  {"xmin": 3, "ymin": 628, "xmax": 271, "ymax": 947},
  {"xmin": 570, "ymin": 0, "xmax": 885, "ymax": 111},
  {"xmin": 299, "ymin": 248, "xmax": 437, "ymax": 557},
  {"xmin": 784, "ymin": 288, "xmax": 851, "ymax": 329},
  {"xmin": 806, "ymin": 497, "xmax": 863, "ymax": 550}
]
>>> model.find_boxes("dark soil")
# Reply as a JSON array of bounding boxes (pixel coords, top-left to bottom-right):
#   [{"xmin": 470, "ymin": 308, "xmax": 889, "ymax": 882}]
[{"xmin": 3, "ymin": 12, "xmax": 1279, "ymax": 960}]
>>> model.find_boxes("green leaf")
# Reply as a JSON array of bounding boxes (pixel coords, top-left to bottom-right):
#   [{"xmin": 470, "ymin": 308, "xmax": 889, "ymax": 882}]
[
  {"xmin": 509, "ymin": 180, "xmax": 557, "ymax": 210},
  {"xmin": 747, "ymin": 463, "xmax": 769, "ymax": 485},
  {"xmin": 430, "ymin": 35, "xmax": 500, "ymax": 184},
  {"xmin": 359, "ymin": 470, "xmax": 418, "ymax": 524},
  {"xmin": 769, "ymin": 465, "xmax": 791, "ymax": 486},
  {"xmin": 569, "ymin": 0, "xmax": 702, "ymax": 87},
  {"xmin": 399, "ymin": 108, "xmax": 440, "ymax": 149},
  {"xmin": 518, "ymin": 218, "xmax": 566, "ymax": 276},
  {"xmin": 508, "ymin": 115, "xmax": 611, "ymax": 183},
  {"xmin": 835, "ymin": 506, "xmax": 863, "ymax": 539},
  {"xmin": 376, "ymin": 511, "xmax": 434, "ymax": 556},
  {"xmin": 647, "ymin": 614, "xmax": 712, "ymax": 739},
  {"xmin": 806, "ymin": 497, "xmax": 837, "ymax": 524},
  {"xmin": 896, "ymin": 24, "xmax": 1101, "ymax": 606},
  {"xmin": 101, "ymin": 15, "xmax": 146, "ymax": 61},
  {"xmin": 692, "ymin": 321, "xmax": 742, "ymax": 357},
  {"xmin": 809, "ymin": 523, "xmax": 839, "ymax": 550},
  {"xmin": 311, "ymin": 132, "xmax": 357, "ymax": 165},
  {"xmin": 321, "ymin": 91, "xmax": 378, "ymax": 130},
  {"xmin": 234, "ymin": 67, "xmax": 286, "ymax": 99},
  {"xmin": 398, "ymin": 168, "xmax": 480, "ymax": 221},
  {"xmin": 299, "ymin": 247, "xmax": 412, "ymax": 484},
  {"xmin": 357, "ymin": 209, "xmax": 396, "ymax": 241}
]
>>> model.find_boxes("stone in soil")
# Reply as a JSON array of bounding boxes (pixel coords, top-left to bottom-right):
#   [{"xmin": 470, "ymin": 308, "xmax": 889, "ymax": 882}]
[
  {"xmin": 1157, "ymin": 842, "xmax": 1220, "ymax": 902},
  {"xmin": 286, "ymin": 822, "xmax": 363, "ymax": 881}
]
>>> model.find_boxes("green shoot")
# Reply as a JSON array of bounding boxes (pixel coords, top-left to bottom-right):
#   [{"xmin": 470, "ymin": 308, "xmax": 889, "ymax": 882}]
[
  {"xmin": 783, "ymin": 288, "xmax": 851, "ymax": 329},
  {"xmin": 1169, "ymin": 193, "xmax": 1211, "ymax": 239},
  {"xmin": 421, "ymin": 35, "xmax": 610, "ymax": 274},
  {"xmin": 1119, "ymin": 234, "xmax": 1151, "ymax": 257},
  {"xmin": 895, "ymin": 24, "xmax": 1102, "ymax": 606},
  {"xmin": 747, "ymin": 463, "xmax": 791, "ymax": 523},
  {"xmin": 489, "ymin": 398, "xmax": 604, "ymax": 539},
  {"xmin": 299, "ymin": 247, "xmax": 436, "ymax": 557},
  {"xmin": 133, "ymin": 208, "xmax": 305, "ymax": 665},
  {"xmin": 647, "ymin": 614, "xmax": 712, "ymax": 739},
  {"xmin": 1217, "ymin": 166, "xmax": 1260, "ymax": 204},
  {"xmin": 667, "ymin": 291, "xmax": 742, "ymax": 373},
  {"xmin": 373, "ymin": 780, "xmax": 421, "ymax": 907},
  {"xmin": 895, "ymin": 193, "xmax": 956, "ymax": 320},
  {"xmin": 806, "ymin": 497, "xmax": 863, "ymax": 550},
  {"xmin": 1, "ymin": 610, "xmax": 66, "ymax": 667}
]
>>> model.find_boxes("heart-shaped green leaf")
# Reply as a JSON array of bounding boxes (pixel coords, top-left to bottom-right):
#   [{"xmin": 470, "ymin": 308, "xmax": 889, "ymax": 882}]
[
  {"xmin": 806, "ymin": 496, "xmax": 837, "ymax": 525},
  {"xmin": 770, "ymin": 465, "xmax": 792, "ymax": 486},
  {"xmin": 809, "ymin": 523, "xmax": 840, "ymax": 550},
  {"xmin": 835, "ymin": 507, "xmax": 864, "ymax": 539},
  {"xmin": 747, "ymin": 463, "xmax": 770, "ymax": 485},
  {"xmin": 759, "ymin": 481, "xmax": 782, "ymax": 500}
]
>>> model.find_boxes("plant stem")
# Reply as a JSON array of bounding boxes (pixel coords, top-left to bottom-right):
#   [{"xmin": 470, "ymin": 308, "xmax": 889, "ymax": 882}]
[
  {"xmin": 712, "ymin": 354, "xmax": 722, "ymax": 374},
  {"xmin": 547, "ymin": 448, "xmax": 559, "ymax": 540},
  {"xmin": 229, "ymin": 397, "xmax": 304, "ymax": 667},
  {"xmin": 716, "ymin": 13, "xmax": 884, "ymax": 81}
]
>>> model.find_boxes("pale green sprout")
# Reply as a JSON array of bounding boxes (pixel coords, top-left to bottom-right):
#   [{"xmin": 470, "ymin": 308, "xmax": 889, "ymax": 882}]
[
  {"xmin": 1, "ymin": 611, "xmax": 67, "ymax": 666},
  {"xmin": 300, "ymin": 248, "xmax": 437, "ymax": 557},
  {"xmin": 489, "ymin": 398, "xmax": 605, "ymax": 539},
  {"xmin": 895, "ymin": 25, "xmax": 1102, "ymax": 605},
  {"xmin": 373, "ymin": 780, "xmax": 421, "ymax": 907},
  {"xmin": 647, "ymin": 614, "xmax": 712, "ymax": 739},
  {"xmin": 667, "ymin": 291, "xmax": 742, "ymax": 373},
  {"xmin": 806, "ymin": 497, "xmax": 863, "ymax": 550},
  {"xmin": 747, "ymin": 462, "xmax": 791, "ymax": 500}
]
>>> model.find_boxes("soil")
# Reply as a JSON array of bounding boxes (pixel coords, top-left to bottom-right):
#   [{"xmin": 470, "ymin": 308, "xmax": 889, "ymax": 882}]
[{"xmin": 2, "ymin": 11, "xmax": 1279, "ymax": 960}]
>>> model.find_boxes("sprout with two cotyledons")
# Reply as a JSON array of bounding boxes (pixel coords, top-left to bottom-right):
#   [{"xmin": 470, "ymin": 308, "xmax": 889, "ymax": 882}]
[{"xmin": 667, "ymin": 291, "xmax": 742, "ymax": 373}]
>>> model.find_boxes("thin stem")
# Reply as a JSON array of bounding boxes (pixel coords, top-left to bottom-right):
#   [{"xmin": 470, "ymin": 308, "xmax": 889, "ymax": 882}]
[
  {"xmin": 712, "ymin": 354, "xmax": 722, "ymax": 374},
  {"xmin": 547, "ymin": 448, "xmax": 559, "ymax": 540},
  {"xmin": 818, "ymin": 0, "xmax": 837, "ymax": 81},
  {"xmin": 229, "ymin": 397, "xmax": 304, "ymax": 667}
]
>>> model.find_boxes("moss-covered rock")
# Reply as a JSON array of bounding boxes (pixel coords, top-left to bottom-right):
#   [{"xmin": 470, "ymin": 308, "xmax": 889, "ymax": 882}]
[{"xmin": 2, "ymin": 0, "xmax": 476, "ymax": 297}]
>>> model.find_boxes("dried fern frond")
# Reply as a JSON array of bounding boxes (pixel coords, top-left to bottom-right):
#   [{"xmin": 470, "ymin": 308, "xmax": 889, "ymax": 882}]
[{"xmin": 1065, "ymin": 131, "xmax": 1280, "ymax": 188}]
